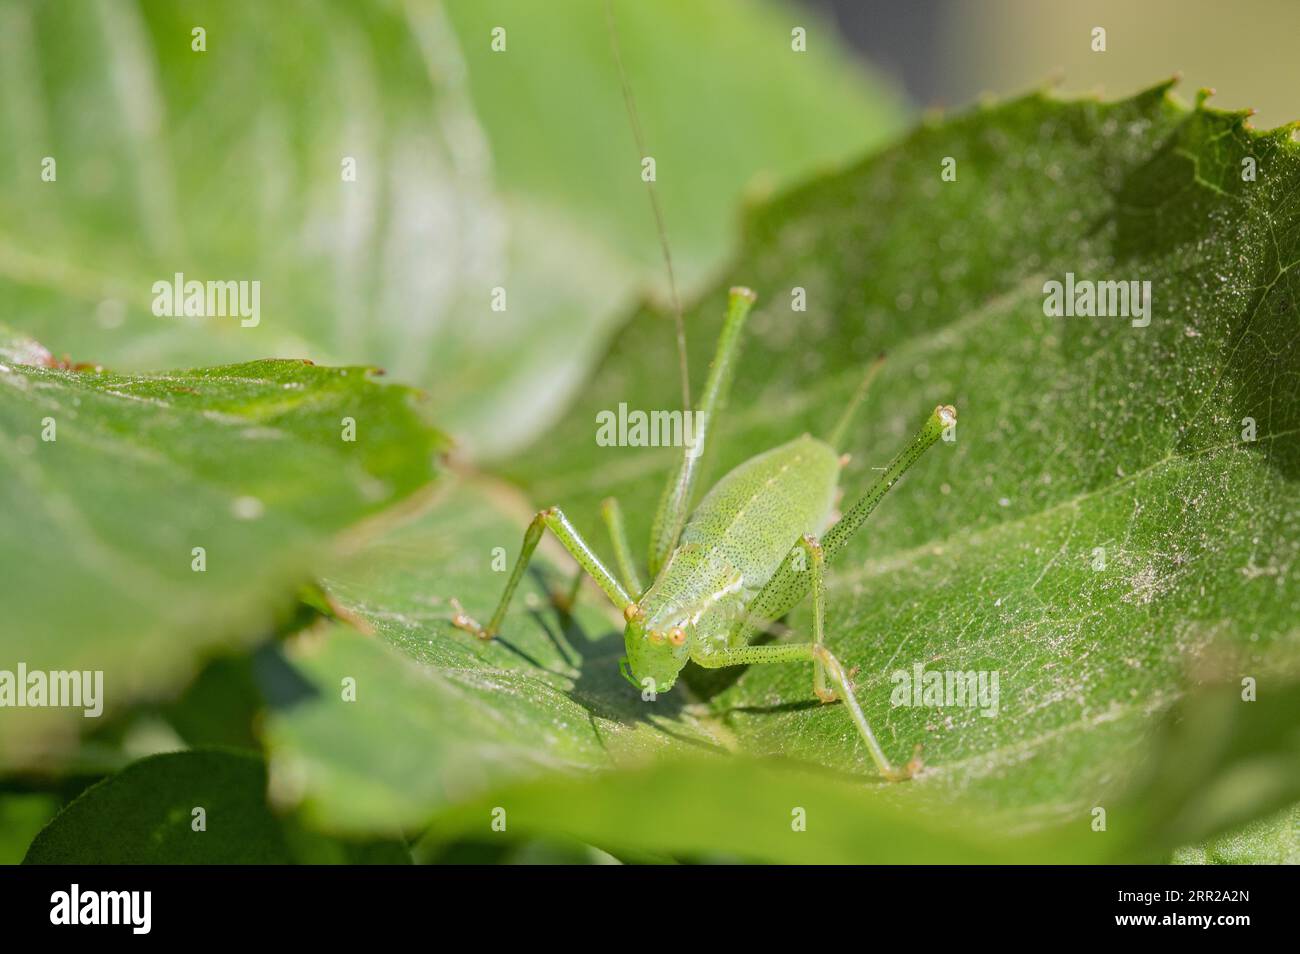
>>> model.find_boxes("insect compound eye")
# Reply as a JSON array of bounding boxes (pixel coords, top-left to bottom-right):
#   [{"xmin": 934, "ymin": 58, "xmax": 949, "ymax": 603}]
[
  {"xmin": 647, "ymin": 630, "xmax": 666, "ymax": 645},
  {"xmin": 668, "ymin": 627, "xmax": 687, "ymax": 646}
]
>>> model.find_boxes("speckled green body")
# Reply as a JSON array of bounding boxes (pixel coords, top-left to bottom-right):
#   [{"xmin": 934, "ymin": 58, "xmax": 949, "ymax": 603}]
[{"xmin": 623, "ymin": 434, "xmax": 842, "ymax": 690}]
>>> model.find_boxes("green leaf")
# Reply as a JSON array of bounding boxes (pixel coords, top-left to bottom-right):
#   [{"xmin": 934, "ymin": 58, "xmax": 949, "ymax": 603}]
[
  {"xmin": 503, "ymin": 84, "xmax": 1300, "ymax": 824},
  {"xmin": 0, "ymin": 330, "xmax": 445, "ymax": 766},
  {"xmin": 22, "ymin": 749, "xmax": 410, "ymax": 863},
  {"xmin": 266, "ymin": 85, "xmax": 1300, "ymax": 860},
  {"xmin": 0, "ymin": 0, "xmax": 901, "ymax": 457}
]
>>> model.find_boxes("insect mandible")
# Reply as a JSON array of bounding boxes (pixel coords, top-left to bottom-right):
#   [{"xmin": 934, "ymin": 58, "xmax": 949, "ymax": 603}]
[{"xmin": 451, "ymin": 285, "xmax": 955, "ymax": 781}]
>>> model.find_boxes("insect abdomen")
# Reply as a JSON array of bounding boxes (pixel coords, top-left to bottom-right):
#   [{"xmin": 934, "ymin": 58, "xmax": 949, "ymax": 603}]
[{"xmin": 677, "ymin": 434, "xmax": 840, "ymax": 592}]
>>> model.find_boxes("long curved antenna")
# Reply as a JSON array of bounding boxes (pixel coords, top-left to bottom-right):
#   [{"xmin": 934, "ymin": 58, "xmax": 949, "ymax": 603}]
[{"xmin": 604, "ymin": 0, "xmax": 691, "ymax": 414}]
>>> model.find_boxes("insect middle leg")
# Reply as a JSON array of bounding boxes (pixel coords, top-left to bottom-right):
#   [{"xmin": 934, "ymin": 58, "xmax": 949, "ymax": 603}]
[{"xmin": 452, "ymin": 507, "xmax": 631, "ymax": 640}]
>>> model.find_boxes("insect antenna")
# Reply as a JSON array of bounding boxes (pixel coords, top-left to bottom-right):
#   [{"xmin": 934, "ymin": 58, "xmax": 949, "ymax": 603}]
[
  {"xmin": 826, "ymin": 352, "xmax": 887, "ymax": 449},
  {"xmin": 604, "ymin": 0, "xmax": 691, "ymax": 413}
]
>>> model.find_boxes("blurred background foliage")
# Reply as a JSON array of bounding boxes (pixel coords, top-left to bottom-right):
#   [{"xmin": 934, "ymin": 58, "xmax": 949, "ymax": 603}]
[
  {"xmin": 0, "ymin": 0, "xmax": 901, "ymax": 457},
  {"xmin": 7, "ymin": 1, "xmax": 1300, "ymax": 456},
  {"xmin": 812, "ymin": 0, "xmax": 1300, "ymax": 131}
]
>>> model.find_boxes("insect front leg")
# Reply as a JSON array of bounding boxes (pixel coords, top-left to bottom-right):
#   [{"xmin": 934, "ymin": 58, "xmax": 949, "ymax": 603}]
[
  {"xmin": 452, "ymin": 507, "xmax": 632, "ymax": 640},
  {"xmin": 690, "ymin": 639, "xmax": 919, "ymax": 781}
]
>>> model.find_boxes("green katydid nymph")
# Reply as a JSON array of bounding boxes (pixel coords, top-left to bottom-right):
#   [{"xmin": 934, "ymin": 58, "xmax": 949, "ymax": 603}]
[{"xmin": 452, "ymin": 286, "xmax": 955, "ymax": 781}]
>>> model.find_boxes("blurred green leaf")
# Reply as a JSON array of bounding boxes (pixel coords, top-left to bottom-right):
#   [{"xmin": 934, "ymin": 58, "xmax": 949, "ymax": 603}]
[
  {"xmin": 0, "ymin": 330, "xmax": 445, "ymax": 767},
  {"xmin": 22, "ymin": 749, "xmax": 410, "ymax": 863},
  {"xmin": 262, "ymin": 85, "xmax": 1300, "ymax": 861},
  {"xmin": 1112, "ymin": 681, "xmax": 1300, "ymax": 857},
  {"xmin": 0, "ymin": 0, "xmax": 901, "ymax": 457},
  {"xmin": 415, "ymin": 756, "xmax": 1031, "ymax": 864},
  {"xmin": 25, "ymin": 750, "xmax": 294, "ymax": 863}
]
